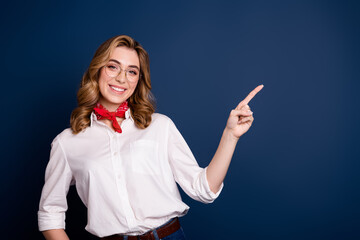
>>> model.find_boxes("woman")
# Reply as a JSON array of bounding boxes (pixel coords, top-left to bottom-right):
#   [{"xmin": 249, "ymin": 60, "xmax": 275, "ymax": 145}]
[{"xmin": 38, "ymin": 35, "xmax": 263, "ymax": 240}]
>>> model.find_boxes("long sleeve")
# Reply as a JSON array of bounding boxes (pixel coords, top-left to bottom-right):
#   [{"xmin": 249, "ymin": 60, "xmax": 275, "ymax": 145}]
[
  {"xmin": 167, "ymin": 118, "xmax": 223, "ymax": 204},
  {"xmin": 38, "ymin": 135, "xmax": 74, "ymax": 231}
]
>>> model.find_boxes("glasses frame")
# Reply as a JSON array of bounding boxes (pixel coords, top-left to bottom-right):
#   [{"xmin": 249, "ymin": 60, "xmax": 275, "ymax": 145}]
[{"xmin": 103, "ymin": 62, "xmax": 141, "ymax": 83}]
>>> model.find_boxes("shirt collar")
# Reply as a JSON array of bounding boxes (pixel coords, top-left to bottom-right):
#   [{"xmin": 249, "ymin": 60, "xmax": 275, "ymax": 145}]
[{"xmin": 90, "ymin": 108, "xmax": 132, "ymax": 127}]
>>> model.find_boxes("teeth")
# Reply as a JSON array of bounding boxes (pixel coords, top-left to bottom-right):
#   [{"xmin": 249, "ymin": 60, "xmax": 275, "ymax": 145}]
[{"xmin": 110, "ymin": 86, "xmax": 125, "ymax": 92}]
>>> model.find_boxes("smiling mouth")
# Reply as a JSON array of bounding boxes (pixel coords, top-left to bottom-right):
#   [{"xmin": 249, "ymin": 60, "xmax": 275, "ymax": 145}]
[{"xmin": 109, "ymin": 85, "xmax": 126, "ymax": 93}]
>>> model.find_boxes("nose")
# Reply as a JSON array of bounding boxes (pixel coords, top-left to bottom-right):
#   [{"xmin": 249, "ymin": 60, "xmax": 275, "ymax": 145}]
[{"xmin": 115, "ymin": 70, "xmax": 126, "ymax": 83}]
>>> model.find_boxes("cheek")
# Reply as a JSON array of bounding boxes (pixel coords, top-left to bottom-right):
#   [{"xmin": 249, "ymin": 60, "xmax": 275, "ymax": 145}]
[
  {"xmin": 98, "ymin": 72, "xmax": 110, "ymax": 91},
  {"xmin": 129, "ymin": 82, "xmax": 139, "ymax": 94},
  {"xmin": 98, "ymin": 80, "xmax": 106, "ymax": 94}
]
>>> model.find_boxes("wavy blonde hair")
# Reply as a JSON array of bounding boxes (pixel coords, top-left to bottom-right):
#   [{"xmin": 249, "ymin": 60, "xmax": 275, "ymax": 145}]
[{"xmin": 70, "ymin": 35, "xmax": 155, "ymax": 134}]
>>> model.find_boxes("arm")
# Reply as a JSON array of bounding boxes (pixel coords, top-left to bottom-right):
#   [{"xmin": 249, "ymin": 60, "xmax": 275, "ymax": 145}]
[
  {"xmin": 167, "ymin": 117, "xmax": 222, "ymax": 203},
  {"xmin": 38, "ymin": 135, "xmax": 74, "ymax": 236},
  {"xmin": 42, "ymin": 229, "xmax": 69, "ymax": 240},
  {"xmin": 206, "ymin": 84, "xmax": 264, "ymax": 193}
]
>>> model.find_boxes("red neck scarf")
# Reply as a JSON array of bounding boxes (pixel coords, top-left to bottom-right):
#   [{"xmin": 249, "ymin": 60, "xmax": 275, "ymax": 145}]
[{"xmin": 93, "ymin": 101, "xmax": 129, "ymax": 133}]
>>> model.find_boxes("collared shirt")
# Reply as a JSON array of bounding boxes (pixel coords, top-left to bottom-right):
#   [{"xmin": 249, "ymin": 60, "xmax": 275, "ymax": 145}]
[{"xmin": 38, "ymin": 109, "xmax": 224, "ymax": 237}]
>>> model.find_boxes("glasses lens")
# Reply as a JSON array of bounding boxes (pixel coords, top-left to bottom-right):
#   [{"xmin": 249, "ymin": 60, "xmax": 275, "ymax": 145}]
[
  {"xmin": 126, "ymin": 69, "xmax": 140, "ymax": 82},
  {"xmin": 105, "ymin": 63, "xmax": 120, "ymax": 78}
]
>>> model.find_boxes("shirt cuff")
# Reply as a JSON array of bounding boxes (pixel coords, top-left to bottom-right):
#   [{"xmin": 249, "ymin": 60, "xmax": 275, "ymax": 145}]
[
  {"xmin": 38, "ymin": 211, "xmax": 66, "ymax": 231},
  {"xmin": 201, "ymin": 166, "xmax": 224, "ymax": 203}
]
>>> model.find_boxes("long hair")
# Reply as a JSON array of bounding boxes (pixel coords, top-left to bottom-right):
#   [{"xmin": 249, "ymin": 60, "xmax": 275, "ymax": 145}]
[{"xmin": 70, "ymin": 35, "xmax": 155, "ymax": 134}]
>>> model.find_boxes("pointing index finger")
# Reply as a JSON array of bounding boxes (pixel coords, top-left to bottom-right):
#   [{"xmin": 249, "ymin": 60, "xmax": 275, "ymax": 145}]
[{"xmin": 236, "ymin": 84, "xmax": 264, "ymax": 109}]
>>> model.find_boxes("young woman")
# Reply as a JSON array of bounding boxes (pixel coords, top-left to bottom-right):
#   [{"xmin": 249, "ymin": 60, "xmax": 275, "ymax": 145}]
[{"xmin": 38, "ymin": 35, "xmax": 263, "ymax": 240}]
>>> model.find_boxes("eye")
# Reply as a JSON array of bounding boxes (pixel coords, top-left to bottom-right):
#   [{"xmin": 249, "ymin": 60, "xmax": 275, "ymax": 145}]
[
  {"xmin": 128, "ymin": 69, "xmax": 139, "ymax": 76},
  {"xmin": 107, "ymin": 64, "xmax": 119, "ymax": 71}
]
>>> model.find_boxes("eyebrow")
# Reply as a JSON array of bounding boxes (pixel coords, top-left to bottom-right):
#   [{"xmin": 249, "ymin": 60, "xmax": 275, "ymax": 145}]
[{"xmin": 109, "ymin": 59, "xmax": 140, "ymax": 70}]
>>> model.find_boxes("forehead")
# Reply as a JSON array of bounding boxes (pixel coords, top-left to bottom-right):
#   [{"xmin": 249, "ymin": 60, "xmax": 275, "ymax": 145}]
[{"xmin": 110, "ymin": 46, "xmax": 140, "ymax": 67}]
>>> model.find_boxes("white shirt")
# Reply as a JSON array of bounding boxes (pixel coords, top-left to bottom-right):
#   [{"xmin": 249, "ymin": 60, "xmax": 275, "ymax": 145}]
[{"xmin": 38, "ymin": 109, "xmax": 224, "ymax": 237}]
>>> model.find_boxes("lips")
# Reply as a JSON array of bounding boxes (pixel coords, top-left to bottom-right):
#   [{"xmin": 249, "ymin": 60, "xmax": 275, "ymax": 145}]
[{"xmin": 109, "ymin": 84, "xmax": 126, "ymax": 94}]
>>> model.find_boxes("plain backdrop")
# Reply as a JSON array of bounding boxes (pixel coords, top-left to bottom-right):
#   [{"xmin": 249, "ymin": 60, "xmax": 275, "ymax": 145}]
[{"xmin": 1, "ymin": 0, "xmax": 360, "ymax": 239}]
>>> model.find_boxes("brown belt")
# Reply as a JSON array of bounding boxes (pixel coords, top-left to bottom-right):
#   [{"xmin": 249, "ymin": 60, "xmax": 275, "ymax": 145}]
[{"xmin": 101, "ymin": 217, "xmax": 181, "ymax": 240}]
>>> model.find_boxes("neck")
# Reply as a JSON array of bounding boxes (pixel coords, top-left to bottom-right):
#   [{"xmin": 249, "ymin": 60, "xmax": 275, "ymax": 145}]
[{"xmin": 98, "ymin": 100, "xmax": 128, "ymax": 112}]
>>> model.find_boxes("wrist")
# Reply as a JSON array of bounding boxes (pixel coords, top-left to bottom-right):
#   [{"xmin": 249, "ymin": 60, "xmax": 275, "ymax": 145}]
[{"xmin": 223, "ymin": 127, "xmax": 240, "ymax": 143}]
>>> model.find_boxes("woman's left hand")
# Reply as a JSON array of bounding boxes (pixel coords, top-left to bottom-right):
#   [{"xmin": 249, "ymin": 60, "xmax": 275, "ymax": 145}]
[{"xmin": 226, "ymin": 85, "xmax": 264, "ymax": 139}]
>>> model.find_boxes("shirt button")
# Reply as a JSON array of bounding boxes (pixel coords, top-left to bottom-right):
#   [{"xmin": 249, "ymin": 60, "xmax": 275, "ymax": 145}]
[{"xmin": 114, "ymin": 152, "xmax": 118, "ymax": 156}]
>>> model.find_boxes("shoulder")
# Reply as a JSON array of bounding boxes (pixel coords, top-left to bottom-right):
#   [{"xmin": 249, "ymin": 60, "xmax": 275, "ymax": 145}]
[
  {"xmin": 150, "ymin": 113, "xmax": 181, "ymax": 133},
  {"xmin": 51, "ymin": 128, "xmax": 79, "ymax": 145},
  {"xmin": 151, "ymin": 113, "xmax": 173, "ymax": 125},
  {"xmin": 148, "ymin": 113, "xmax": 179, "ymax": 132}
]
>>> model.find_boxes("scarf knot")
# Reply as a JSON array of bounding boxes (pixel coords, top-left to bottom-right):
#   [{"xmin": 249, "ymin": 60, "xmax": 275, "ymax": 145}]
[{"xmin": 93, "ymin": 101, "xmax": 129, "ymax": 133}]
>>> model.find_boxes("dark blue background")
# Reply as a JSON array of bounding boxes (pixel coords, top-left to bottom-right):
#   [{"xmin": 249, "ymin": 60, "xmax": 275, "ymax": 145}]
[{"xmin": 1, "ymin": 0, "xmax": 359, "ymax": 239}]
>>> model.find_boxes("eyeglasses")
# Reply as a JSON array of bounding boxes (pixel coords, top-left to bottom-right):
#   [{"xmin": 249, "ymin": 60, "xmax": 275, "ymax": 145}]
[{"xmin": 104, "ymin": 62, "xmax": 140, "ymax": 82}]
